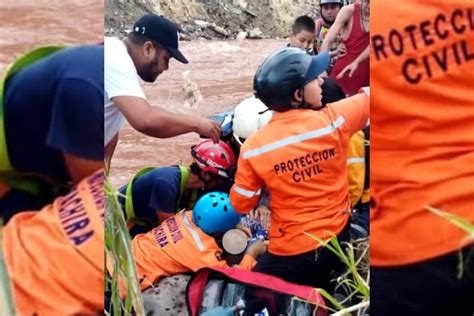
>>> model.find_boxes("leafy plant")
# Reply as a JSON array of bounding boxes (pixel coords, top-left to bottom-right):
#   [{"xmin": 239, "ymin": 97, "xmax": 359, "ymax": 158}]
[
  {"xmin": 304, "ymin": 232, "xmax": 370, "ymax": 316},
  {"xmin": 104, "ymin": 178, "xmax": 145, "ymax": 315}
]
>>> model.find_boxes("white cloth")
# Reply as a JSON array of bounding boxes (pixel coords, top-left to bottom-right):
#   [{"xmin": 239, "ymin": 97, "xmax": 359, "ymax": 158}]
[{"xmin": 104, "ymin": 37, "xmax": 146, "ymax": 146}]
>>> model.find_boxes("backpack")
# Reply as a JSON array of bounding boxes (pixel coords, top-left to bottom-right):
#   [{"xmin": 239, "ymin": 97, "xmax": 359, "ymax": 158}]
[{"xmin": 186, "ymin": 267, "xmax": 328, "ymax": 316}]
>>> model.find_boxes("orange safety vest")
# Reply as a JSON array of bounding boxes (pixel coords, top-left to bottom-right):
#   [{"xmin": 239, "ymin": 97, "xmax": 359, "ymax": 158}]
[
  {"xmin": 131, "ymin": 210, "xmax": 256, "ymax": 291},
  {"xmin": 230, "ymin": 92, "xmax": 369, "ymax": 256},
  {"xmin": 3, "ymin": 169, "xmax": 104, "ymax": 315},
  {"xmin": 371, "ymin": 1, "xmax": 474, "ymax": 266}
]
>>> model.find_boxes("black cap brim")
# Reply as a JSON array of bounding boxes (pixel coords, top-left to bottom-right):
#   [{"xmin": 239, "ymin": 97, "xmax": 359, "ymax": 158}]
[{"xmin": 169, "ymin": 47, "xmax": 188, "ymax": 64}]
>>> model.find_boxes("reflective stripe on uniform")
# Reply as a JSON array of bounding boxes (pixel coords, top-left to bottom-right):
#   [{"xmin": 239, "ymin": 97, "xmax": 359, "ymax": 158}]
[
  {"xmin": 347, "ymin": 157, "xmax": 365, "ymax": 164},
  {"xmin": 181, "ymin": 211, "xmax": 205, "ymax": 252},
  {"xmin": 242, "ymin": 116, "xmax": 345, "ymax": 159},
  {"xmin": 233, "ymin": 185, "xmax": 261, "ymax": 198}
]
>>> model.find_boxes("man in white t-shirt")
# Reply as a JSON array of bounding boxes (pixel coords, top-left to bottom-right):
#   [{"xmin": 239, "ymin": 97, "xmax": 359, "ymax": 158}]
[{"xmin": 104, "ymin": 14, "xmax": 221, "ymax": 168}]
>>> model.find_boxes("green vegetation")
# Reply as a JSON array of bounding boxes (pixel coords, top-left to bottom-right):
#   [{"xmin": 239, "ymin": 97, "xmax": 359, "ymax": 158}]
[{"xmin": 104, "ymin": 178, "xmax": 145, "ymax": 315}]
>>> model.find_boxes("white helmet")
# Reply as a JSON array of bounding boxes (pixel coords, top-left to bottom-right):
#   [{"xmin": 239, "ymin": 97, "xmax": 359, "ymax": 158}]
[{"xmin": 232, "ymin": 96, "xmax": 273, "ymax": 145}]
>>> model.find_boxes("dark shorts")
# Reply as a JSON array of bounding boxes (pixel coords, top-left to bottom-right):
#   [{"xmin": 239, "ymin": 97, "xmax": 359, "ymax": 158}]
[
  {"xmin": 253, "ymin": 222, "xmax": 351, "ymax": 291},
  {"xmin": 371, "ymin": 245, "xmax": 474, "ymax": 316}
]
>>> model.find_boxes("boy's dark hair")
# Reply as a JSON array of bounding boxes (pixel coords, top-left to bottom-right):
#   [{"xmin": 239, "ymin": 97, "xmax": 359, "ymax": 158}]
[
  {"xmin": 321, "ymin": 77, "xmax": 346, "ymax": 106},
  {"xmin": 291, "ymin": 15, "xmax": 316, "ymax": 34}
]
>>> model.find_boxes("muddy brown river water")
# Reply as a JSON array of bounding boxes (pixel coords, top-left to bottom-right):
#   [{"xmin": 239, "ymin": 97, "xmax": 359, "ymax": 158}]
[
  {"xmin": 0, "ymin": 0, "xmax": 103, "ymax": 72},
  {"xmin": 0, "ymin": 1, "xmax": 285, "ymax": 188},
  {"xmin": 109, "ymin": 39, "xmax": 286, "ymax": 188}
]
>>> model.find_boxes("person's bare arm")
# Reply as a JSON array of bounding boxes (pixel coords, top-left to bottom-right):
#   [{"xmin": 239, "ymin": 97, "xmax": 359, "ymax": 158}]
[
  {"xmin": 64, "ymin": 153, "xmax": 103, "ymax": 184},
  {"xmin": 320, "ymin": 5, "xmax": 353, "ymax": 52},
  {"xmin": 113, "ymin": 95, "xmax": 221, "ymax": 142},
  {"xmin": 335, "ymin": 45, "xmax": 370, "ymax": 79},
  {"xmin": 156, "ymin": 211, "xmax": 174, "ymax": 223}
]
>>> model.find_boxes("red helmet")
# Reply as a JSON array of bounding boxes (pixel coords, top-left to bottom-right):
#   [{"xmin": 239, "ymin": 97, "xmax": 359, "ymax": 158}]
[{"xmin": 191, "ymin": 140, "xmax": 236, "ymax": 178}]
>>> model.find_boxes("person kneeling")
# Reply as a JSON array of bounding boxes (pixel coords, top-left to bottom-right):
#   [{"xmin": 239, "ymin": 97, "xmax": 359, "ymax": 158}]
[{"xmin": 131, "ymin": 191, "xmax": 266, "ymax": 291}]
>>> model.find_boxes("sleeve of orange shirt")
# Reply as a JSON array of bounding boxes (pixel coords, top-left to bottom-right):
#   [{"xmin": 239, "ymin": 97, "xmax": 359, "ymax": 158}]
[
  {"xmin": 230, "ymin": 148, "xmax": 265, "ymax": 214},
  {"xmin": 330, "ymin": 90, "xmax": 370, "ymax": 136}
]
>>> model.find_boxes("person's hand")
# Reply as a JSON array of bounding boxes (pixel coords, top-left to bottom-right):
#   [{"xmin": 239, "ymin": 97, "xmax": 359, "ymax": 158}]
[
  {"xmin": 249, "ymin": 205, "xmax": 270, "ymax": 230},
  {"xmin": 236, "ymin": 223, "xmax": 252, "ymax": 238},
  {"xmin": 245, "ymin": 239, "xmax": 267, "ymax": 259},
  {"xmin": 196, "ymin": 117, "xmax": 221, "ymax": 143},
  {"xmin": 335, "ymin": 43, "xmax": 347, "ymax": 58},
  {"xmin": 336, "ymin": 60, "xmax": 359, "ymax": 79}
]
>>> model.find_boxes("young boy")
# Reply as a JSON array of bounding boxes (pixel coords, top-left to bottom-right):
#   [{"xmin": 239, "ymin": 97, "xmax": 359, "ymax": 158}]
[
  {"xmin": 130, "ymin": 192, "xmax": 266, "ymax": 290},
  {"xmin": 230, "ymin": 48, "xmax": 369, "ymax": 291},
  {"xmin": 288, "ymin": 15, "xmax": 316, "ymax": 54}
]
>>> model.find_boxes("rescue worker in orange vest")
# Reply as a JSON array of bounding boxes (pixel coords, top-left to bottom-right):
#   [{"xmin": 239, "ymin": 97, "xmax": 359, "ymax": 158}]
[
  {"xmin": 130, "ymin": 192, "xmax": 266, "ymax": 291},
  {"xmin": 117, "ymin": 139, "xmax": 237, "ymax": 237},
  {"xmin": 229, "ymin": 47, "xmax": 369, "ymax": 290},
  {"xmin": 371, "ymin": 1, "xmax": 474, "ymax": 315},
  {"xmin": 321, "ymin": 77, "xmax": 370, "ymax": 239},
  {"xmin": 2, "ymin": 169, "xmax": 104, "ymax": 315}
]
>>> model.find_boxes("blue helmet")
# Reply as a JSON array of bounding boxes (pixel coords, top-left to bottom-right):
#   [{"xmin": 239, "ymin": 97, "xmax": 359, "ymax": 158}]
[{"xmin": 193, "ymin": 192, "xmax": 241, "ymax": 234}]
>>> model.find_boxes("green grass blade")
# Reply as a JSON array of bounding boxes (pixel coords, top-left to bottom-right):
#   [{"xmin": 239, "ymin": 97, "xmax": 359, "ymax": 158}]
[
  {"xmin": 0, "ymin": 221, "xmax": 16, "ymax": 315},
  {"xmin": 105, "ymin": 178, "xmax": 145, "ymax": 315}
]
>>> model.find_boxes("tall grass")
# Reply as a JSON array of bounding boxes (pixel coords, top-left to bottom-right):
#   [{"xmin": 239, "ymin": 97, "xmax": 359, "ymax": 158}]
[
  {"xmin": 0, "ymin": 221, "xmax": 15, "ymax": 316},
  {"xmin": 304, "ymin": 233, "xmax": 370, "ymax": 316},
  {"xmin": 104, "ymin": 177, "xmax": 145, "ymax": 315}
]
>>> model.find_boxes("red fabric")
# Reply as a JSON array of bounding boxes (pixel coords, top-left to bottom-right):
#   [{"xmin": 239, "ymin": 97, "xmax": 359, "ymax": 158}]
[
  {"xmin": 330, "ymin": 2, "xmax": 369, "ymax": 95},
  {"xmin": 187, "ymin": 267, "xmax": 328, "ymax": 316},
  {"xmin": 186, "ymin": 269, "xmax": 211, "ymax": 316}
]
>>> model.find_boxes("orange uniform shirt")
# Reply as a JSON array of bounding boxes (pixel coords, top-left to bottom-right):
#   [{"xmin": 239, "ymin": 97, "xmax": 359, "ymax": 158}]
[
  {"xmin": 230, "ymin": 93, "xmax": 369, "ymax": 255},
  {"xmin": 132, "ymin": 211, "xmax": 256, "ymax": 290},
  {"xmin": 371, "ymin": 2, "xmax": 474, "ymax": 266},
  {"xmin": 3, "ymin": 170, "xmax": 104, "ymax": 315}
]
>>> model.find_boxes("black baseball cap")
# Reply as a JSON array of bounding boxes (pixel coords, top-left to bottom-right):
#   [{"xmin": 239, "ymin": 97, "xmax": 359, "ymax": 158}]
[{"xmin": 132, "ymin": 14, "xmax": 188, "ymax": 64}]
